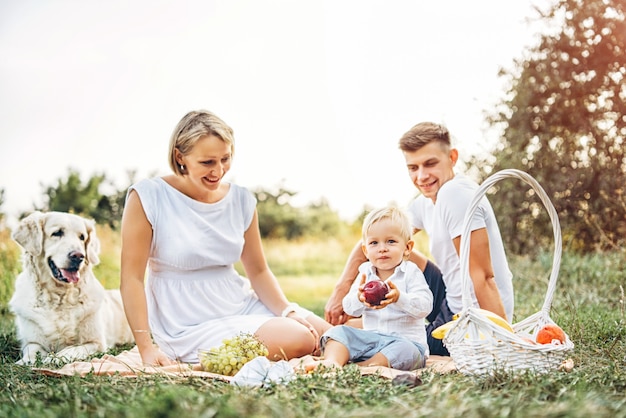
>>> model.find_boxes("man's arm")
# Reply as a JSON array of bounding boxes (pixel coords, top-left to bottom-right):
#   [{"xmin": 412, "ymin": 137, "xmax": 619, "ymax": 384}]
[
  {"xmin": 407, "ymin": 228, "xmax": 429, "ymax": 271},
  {"xmin": 408, "ymin": 249, "xmax": 429, "ymax": 272},
  {"xmin": 324, "ymin": 240, "xmax": 366, "ymax": 325},
  {"xmin": 453, "ymin": 228, "xmax": 507, "ymax": 321}
]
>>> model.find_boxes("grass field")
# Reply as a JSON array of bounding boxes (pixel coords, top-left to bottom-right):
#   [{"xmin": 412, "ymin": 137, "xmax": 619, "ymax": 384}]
[{"xmin": 0, "ymin": 226, "xmax": 625, "ymax": 417}]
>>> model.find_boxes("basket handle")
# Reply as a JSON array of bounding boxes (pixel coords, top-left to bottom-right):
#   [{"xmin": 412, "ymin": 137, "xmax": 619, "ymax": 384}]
[{"xmin": 459, "ymin": 169, "xmax": 562, "ymax": 316}]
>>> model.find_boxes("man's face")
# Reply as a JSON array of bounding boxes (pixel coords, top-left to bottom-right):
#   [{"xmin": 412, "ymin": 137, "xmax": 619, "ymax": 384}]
[{"xmin": 403, "ymin": 141, "xmax": 458, "ymax": 203}]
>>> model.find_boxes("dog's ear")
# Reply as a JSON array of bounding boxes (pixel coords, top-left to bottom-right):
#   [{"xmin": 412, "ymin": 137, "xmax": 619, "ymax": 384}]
[
  {"xmin": 84, "ymin": 218, "xmax": 101, "ymax": 266},
  {"xmin": 11, "ymin": 211, "xmax": 46, "ymax": 255}
]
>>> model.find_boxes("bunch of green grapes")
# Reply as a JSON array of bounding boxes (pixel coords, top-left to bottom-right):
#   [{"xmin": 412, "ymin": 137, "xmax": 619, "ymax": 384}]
[{"xmin": 199, "ymin": 333, "xmax": 269, "ymax": 376}]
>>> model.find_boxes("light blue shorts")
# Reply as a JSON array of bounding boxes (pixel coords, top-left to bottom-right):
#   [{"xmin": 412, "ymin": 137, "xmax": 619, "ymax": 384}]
[{"xmin": 321, "ymin": 325, "xmax": 426, "ymax": 371}]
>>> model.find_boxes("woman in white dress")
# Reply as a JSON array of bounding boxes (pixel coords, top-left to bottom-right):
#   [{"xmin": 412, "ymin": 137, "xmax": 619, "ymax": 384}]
[{"xmin": 120, "ymin": 110, "xmax": 331, "ymax": 366}]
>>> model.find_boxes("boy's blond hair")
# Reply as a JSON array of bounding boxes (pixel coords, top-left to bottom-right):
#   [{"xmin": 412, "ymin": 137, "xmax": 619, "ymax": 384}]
[{"xmin": 362, "ymin": 205, "xmax": 413, "ymax": 243}]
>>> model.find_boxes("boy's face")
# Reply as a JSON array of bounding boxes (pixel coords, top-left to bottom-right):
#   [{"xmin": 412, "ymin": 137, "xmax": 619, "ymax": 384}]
[
  {"xmin": 362, "ymin": 218, "xmax": 413, "ymax": 274},
  {"xmin": 403, "ymin": 141, "xmax": 458, "ymax": 203}
]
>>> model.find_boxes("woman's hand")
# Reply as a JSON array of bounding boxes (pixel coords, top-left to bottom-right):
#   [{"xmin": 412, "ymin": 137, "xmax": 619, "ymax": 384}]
[
  {"xmin": 140, "ymin": 345, "xmax": 177, "ymax": 367},
  {"xmin": 360, "ymin": 277, "xmax": 399, "ymax": 310},
  {"xmin": 285, "ymin": 313, "xmax": 321, "ymax": 354}
]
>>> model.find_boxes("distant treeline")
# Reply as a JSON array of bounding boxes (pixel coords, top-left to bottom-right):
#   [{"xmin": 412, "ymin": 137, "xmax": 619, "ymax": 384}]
[{"xmin": 0, "ymin": 169, "xmax": 361, "ymax": 242}]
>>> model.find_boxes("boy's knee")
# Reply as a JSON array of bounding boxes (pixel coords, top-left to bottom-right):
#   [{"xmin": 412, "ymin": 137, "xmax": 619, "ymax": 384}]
[{"xmin": 386, "ymin": 340, "xmax": 426, "ymax": 370}]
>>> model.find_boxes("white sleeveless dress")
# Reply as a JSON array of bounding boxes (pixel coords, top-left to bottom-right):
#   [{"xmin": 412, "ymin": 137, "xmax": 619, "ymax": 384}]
[{"xmin": 129, "ymin": 178, "xmax": 301, "ymax": 363}]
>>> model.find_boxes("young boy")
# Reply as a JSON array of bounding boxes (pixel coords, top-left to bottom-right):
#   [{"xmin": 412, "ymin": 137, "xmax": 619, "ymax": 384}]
[{"xmin": 308, "ymin": 205, "xmax": 433, "ymax": 371}]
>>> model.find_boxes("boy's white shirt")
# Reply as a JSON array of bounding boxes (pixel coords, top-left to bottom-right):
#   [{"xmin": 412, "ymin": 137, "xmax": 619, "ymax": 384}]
[{"xmin": 342, "ymin": 260, "xmax": 433, "ymax": 351}]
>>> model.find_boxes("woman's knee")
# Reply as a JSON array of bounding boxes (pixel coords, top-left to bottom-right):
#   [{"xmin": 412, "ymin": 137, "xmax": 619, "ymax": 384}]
[{"xmin": 256, "ymin": 318, "xmax": 317, "ymax": 360}]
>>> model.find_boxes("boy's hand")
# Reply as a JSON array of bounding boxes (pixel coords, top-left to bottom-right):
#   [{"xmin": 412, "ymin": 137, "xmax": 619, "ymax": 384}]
[
  {"xmin": 357, "ymin": 273, "xmax": 367, "ymax": 303},
  {"xmin": 378, "ymin": 280, "xmax": 399, "ymax": 307},
  {"xmin": 360, "ymin": 278, "xmax": 399, "ymax": 309},
  {"xmin": 357, "ymin": 274, "xmax": 381, "ymax": 308}
]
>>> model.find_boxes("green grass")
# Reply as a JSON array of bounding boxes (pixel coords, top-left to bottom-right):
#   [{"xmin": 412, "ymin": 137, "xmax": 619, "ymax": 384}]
[{"xmin": 0, "ymin": 228, "xmax": 625, "ymax": 417}]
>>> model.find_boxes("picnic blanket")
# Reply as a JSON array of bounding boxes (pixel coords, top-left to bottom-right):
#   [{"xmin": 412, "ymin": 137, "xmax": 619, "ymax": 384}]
[{"xmin": 34, "ymin": 346, "xmax": 457, "ymax": 381}]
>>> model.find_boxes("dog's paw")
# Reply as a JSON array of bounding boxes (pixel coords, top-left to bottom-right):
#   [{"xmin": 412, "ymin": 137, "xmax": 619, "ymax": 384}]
[
  {"xmin": 52, "ymin": 345, "xmax": 95, "ymax": 364},
  {"xmin": 17, "ymin": 346, "xmax": 47, "ymax": 366},
  {"xmin": 17, "ymin": 354, "xmax": 47, "ymax": 367},
  {"xmin": 41, "ymin": 355, "xmax": 71, "ymax": 368},
  {"xmin": 16, "ymin": 358, "xmax": 29, "ymax": 366}
]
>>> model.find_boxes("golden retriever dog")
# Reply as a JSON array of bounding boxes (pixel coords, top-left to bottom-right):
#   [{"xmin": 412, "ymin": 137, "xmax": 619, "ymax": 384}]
[{"xmin": 9, "ymin": 211, "xmax": 133, "ymax": 365}]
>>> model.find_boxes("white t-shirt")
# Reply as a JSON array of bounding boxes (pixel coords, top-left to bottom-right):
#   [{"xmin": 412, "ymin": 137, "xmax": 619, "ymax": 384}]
[{"xmin": 408, "ymin": 174, "xmax": 514, "ymax": 320}]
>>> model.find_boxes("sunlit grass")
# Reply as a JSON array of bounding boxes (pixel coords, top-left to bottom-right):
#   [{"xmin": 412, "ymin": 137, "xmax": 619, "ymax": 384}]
[
  {"xmin": 92, "ymin": 224, "xmax": 123, "ymax": 289},
  {"xmin": 1, "ymin": 224, "xmax": 625, "ymax": 417},
  {"xmin": 0, "ymin": 228, "xmax": 20, "ymax": 308},
  {"xmin": 276, "ymin": 274, "xmax": 337, "ymax": 315}
]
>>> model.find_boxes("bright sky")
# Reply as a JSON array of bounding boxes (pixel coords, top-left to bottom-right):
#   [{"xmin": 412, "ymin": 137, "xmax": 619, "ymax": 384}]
[{"xmin": 0, "ymin": 0, "xmax": 547, "ymax": 227}]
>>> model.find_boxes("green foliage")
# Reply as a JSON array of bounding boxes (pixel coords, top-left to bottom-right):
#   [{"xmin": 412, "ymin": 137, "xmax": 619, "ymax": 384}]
[
  {"xmin": 258, "ymin": 235, "xmax": 361, "ymax": 315},
  {"xmin": 253, "ymin": 185, "xmax": 349, "ymax": 240},
  {"xmin": 33, "ymin": 168, "xmax": 346, "ymax": 241},
  {"xmin": 0, "ymin": 229, "xmax": 20, "ymax": 310},
  {"xmin": 477, "ymin": 0, "xmax": 626, "ymax": 254},
  {"xmin": 36, "ymin": 168, "xmax": 134, "ymax": 230},
  {"xmin": 32, "ymin": 168, "xmax": 352, "ymax": 241},
  {"xmin": 0, "ymin": 188, "xmax": 6, "ymax": 225},
  {"xmin": 91, "ymin": 224, "xmax": 123, "ymax": 290}
]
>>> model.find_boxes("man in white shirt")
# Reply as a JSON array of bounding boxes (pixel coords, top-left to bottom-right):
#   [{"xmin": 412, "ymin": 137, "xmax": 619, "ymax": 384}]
[{"xmin": 325, "ymin": 122, "xmax": 513, "ymax": 356}]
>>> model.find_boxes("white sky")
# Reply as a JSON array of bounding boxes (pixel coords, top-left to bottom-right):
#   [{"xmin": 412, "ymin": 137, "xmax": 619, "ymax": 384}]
[{"xmin": 0, "ymin": 0, "xmax": 547, "ymax": 226}]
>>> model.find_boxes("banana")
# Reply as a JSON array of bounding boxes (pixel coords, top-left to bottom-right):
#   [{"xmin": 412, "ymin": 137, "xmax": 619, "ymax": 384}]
[
  {"xmin": 431, "ymin": 321, "xmax": 456, "ymax": 339},
  {"xmin": 474, "ymin": 309, "xmax": 513, "ymax": 332},
  {"xmin": 432, "ymin": 308, "xmax": 513, "ymax": 339}
]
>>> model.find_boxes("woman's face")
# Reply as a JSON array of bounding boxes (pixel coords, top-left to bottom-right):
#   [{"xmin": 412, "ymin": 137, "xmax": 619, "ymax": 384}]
[
  {"xmin": 177, "ymin": 134, "xmax": 232, "ymax": 192},
  {"xmin": 403, "ymin": 141, "xmax": 458, "ymax": 203}
]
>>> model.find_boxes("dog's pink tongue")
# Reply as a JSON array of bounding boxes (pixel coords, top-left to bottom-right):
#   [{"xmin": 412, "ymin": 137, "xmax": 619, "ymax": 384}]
[{"xmin": 61, "ymin": 269, "xmax": 80, "ymax": 283}]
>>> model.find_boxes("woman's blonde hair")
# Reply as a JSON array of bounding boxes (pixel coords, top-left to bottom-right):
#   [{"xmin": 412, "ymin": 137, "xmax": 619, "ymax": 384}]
[
  {"xmin": 362, "ymin": 205, "xmax": 413, "ymax": 243},
  {"xmin": 168, "ymin": 110, "xmax": 235, "ymax": 175}
]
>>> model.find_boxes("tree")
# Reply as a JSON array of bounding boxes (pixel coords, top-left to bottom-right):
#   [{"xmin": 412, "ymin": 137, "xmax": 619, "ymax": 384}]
[
  {"xmin": 478, "ymin": 0, "xmax": 625, "ymax": 253},
  {"xmin": 38, "ymin": 169, "xmax": 134, "ymax": 229},
  {"xmin": 0, "ymin": 188, "xmax": 5, "ymax": 228},
  {"xmin": 253, "ymin": 185, "xmax": 347, "ymax": 240},
  {"xmin": 254, "ymin": 186, "xmax": 302, "ymax": 239}
]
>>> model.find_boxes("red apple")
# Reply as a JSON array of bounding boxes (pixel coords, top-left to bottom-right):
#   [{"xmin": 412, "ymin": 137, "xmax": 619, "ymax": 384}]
[{"xmin": 362, "ymin": 280, "xmax": 389, "ymax": 305}]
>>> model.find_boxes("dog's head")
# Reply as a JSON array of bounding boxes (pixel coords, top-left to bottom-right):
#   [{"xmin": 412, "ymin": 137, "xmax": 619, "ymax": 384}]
[{"xmin": 12, "ymin": 211, "xmax": 101, "ymax": 284}]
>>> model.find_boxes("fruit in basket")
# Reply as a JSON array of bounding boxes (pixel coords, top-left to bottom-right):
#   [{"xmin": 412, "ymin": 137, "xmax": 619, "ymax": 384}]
[
  {"xmin": 431, "ymin": 308, "xmax": 513, "ymax": 339},
  {"xmin": 431, "ymin": 320, "xmax": 457, "ymax": 339},
  {"xmin": 536, "ymin": 324, "xmax": 566, "ymax": 344},
  {"xmin": 362, "ymin": 280, "xmax": 389, "ymax": 305},
  {"xmin": 199, "ymin": 333, "xmax": 269, "ymax": 376}
]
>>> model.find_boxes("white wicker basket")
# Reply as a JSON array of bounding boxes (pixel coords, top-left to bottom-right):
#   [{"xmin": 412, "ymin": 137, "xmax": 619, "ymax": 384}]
[{"xmin": 443, "ymin": 169, "xmax": 574, "ymax": 376}]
